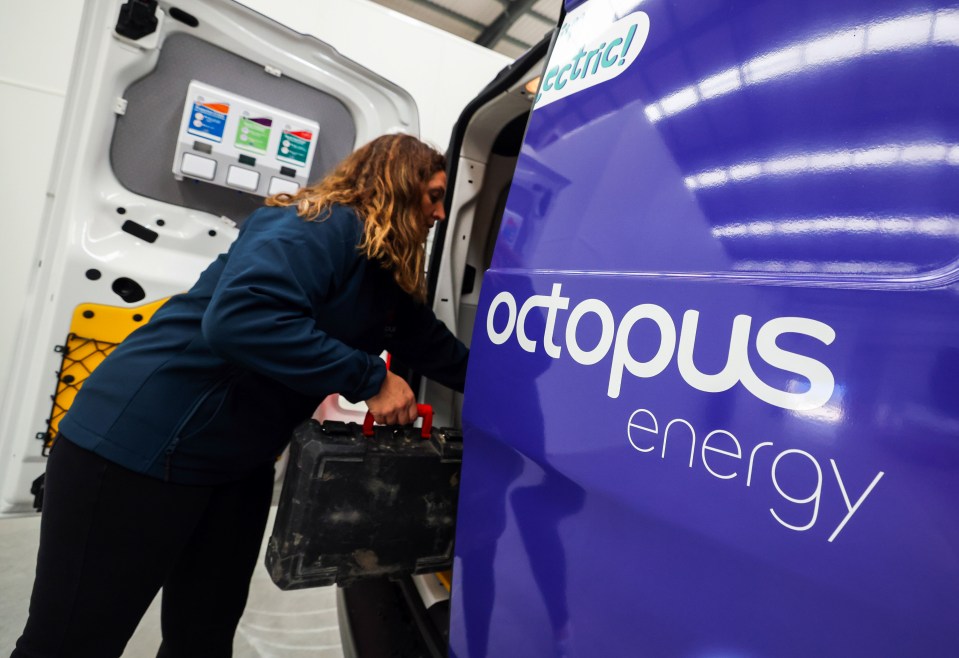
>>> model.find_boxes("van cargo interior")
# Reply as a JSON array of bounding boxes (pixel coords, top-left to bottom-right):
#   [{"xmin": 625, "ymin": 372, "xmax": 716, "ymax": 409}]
[{"xmin": 423, "ymin": 76, "xmax": 541, "ymax": 430}]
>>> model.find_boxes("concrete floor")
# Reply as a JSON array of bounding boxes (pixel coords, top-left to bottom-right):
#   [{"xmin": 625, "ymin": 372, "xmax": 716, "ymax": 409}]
[{"xmin": 0, "ymin": 507, "xmax": 345, "ymax": 657}]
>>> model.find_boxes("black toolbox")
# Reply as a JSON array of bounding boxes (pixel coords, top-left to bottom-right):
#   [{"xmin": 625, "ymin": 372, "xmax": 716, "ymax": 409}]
[{"xmin": 266, "ymin": 408, "xmax": 463, "ymax": 589}]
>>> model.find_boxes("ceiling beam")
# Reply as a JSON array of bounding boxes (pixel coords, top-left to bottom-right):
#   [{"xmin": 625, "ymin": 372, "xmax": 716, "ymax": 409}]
[
  {"xmin": 475, "ymin": 0, "xmax": 540, "ymax": 48},
  {"xmin": 405, "ymin": 0, "xmax": 534, "ymax": 50},
  {"xmin": 492, "ymin": 0, "xmax": 557, "ymax": 27}
]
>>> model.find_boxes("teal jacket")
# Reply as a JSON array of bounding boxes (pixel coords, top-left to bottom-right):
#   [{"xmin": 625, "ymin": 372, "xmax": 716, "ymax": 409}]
[{"xmin": 60, "ymin": 205, "xmax": 468, "ymax": 483}]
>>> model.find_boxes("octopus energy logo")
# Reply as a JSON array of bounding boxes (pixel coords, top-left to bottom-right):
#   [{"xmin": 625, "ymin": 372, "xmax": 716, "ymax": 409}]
[
  {"xmin": 485, "ymin": 285, "xmax": 888, "ymax": 543},
  {"xmin": 485, "ymin": 284, "xmax": 837, "ymax": 412},
  {"xmin": 534, "ymin": 11, "xmax": 651, "ymax": 108}
]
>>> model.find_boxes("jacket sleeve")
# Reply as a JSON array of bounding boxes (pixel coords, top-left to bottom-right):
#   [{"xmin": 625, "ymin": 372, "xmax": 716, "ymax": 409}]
[
  {"xmin": 386, "ymin": 296, "xmax": 469, "ymax": 393},
  {"xmin": 201, "ymin": 207, "xmax": 386, "ymax": 401}
]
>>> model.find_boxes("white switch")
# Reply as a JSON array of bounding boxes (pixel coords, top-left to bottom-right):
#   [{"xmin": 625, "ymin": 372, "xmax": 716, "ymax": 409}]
[
  {"xmin": 227, "ymin": 166, "xmax": 260, "ymax": 192},
  {"xmin": 268, "ymin": 177, "xmax": 300, "ymax": 196},
  {"xmin": 180, "ymin": 153, "xmax": 217, "ymax": 180}
]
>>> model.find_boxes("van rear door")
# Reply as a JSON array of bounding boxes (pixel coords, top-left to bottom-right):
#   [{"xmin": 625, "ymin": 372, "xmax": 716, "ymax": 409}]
[{"xmin": 0, "ymin": 0, "xmax": 418, "ymax": 514}]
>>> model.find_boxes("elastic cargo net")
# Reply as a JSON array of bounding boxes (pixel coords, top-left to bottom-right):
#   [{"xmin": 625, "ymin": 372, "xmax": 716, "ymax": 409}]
[{"xmin": 42, "ymin": 299, "xmax": 168, "ymax": 452}]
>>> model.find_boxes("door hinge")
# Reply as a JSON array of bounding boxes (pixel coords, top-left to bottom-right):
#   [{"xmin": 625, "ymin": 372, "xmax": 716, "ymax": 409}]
[{"xmin": 116, "ymin": 0, "xmax": 159, "ymax": 41}]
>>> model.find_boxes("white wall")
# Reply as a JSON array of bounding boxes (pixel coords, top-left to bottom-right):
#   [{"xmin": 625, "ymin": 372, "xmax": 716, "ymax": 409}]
[
  {"xmin": 0, "ymin": 0, "xmax": 510, "ymax": 436},
  {"xmin": 236, "ymin": 0, "xmax": 511, "ymax": 149}
]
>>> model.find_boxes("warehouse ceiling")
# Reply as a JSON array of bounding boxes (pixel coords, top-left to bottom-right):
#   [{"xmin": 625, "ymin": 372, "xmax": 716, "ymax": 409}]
[{"xmin": 367, "ymin": 0, "xmax": 562, "ymax": 58}]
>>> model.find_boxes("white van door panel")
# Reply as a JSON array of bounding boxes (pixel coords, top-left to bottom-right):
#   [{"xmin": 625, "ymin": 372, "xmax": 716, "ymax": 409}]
[{"xmin": 0, "ymin": 0, "xmax": 419, "ymax": 514}]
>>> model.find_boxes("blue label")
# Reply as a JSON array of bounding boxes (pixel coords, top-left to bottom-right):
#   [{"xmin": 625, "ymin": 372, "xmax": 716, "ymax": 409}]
[{"xmin": 186, "ymin": 101, "xmax": 229, "ymax": 143}]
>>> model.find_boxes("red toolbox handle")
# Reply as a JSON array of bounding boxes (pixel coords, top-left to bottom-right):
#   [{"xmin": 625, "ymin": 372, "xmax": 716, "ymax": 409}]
[{"xmin": 363, "ymin": 404, "xmax": 433, "ymax": 439}]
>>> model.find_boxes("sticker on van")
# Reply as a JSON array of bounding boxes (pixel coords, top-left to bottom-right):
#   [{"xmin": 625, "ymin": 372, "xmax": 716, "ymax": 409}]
[{"xmin": 535, "ymin": 9, "xmax": 650, "ymax": 108}]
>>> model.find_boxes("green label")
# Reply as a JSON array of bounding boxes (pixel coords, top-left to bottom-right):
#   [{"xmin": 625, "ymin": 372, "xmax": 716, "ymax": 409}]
[
  {"xmin": 235, "ymin": 116, "xmax": 272, "ymax": 153},
  {"xmin": 277, "ymin": 129, "xmax": 313, "ymax": 166}
]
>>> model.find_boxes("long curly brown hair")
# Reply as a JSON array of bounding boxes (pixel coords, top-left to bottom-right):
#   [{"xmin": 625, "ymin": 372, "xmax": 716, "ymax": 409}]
[{"xmin": 266, "ymin": 134, "xmax": 446, "ymax": 302}]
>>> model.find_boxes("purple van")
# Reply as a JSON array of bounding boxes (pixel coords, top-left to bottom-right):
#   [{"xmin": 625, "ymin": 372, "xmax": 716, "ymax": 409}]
[{"xmin": 443, "ymin": 0, "xmax": 959, "ymax": 655}]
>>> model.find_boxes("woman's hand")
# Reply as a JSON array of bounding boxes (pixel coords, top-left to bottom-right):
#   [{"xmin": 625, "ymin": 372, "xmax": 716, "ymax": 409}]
[{"xmin": 365, "ymin": 371, "xmax": 418, "ymax": 425}]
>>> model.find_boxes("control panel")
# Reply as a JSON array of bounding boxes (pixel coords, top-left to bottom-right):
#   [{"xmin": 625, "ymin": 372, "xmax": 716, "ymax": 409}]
[{"xmin": 173, "ymin": 80, "xmax": 319, "ymax": 197}]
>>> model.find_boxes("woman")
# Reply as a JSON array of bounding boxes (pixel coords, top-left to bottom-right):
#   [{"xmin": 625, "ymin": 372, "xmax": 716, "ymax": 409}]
[{"xmin": 13, "ymin": 134, "xmax": 468, "ymax": 657}]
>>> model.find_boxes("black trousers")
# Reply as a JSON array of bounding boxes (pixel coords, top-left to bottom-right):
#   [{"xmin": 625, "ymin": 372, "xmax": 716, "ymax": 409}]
[{"xmin": 13, "ymin": 437, "xmax": 275, "ymax": 658}]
